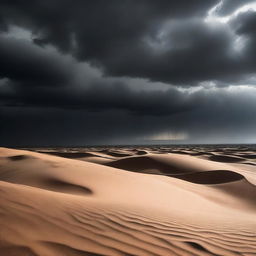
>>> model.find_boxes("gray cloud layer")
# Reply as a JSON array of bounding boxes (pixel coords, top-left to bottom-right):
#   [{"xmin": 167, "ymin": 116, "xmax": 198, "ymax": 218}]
[{"xmin": 0, "ymin": 0, "xmax": 256, "ymax": 145}]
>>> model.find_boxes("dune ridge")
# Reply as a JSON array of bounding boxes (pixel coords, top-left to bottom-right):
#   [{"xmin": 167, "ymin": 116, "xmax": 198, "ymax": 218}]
[{"xmin": 0, "ymin": 147, "xmax": 256, "ymax": 256}]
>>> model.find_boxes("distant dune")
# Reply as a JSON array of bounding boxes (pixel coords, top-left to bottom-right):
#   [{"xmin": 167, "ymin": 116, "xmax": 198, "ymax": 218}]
[{"xmin": 0, "ymin": 146, "xmax": 256, "ymax": 256}]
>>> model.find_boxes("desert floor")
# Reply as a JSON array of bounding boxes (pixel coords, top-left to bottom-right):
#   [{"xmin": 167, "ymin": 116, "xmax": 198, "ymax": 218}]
[{"xmin": 0, "ymin": 145, "xmax": 256, "ymax": 256}]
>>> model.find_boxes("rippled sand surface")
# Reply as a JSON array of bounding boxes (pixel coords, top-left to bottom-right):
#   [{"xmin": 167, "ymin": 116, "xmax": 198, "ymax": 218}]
[{"xmin": 0, "ymin": 145, "xmax": 256, "ymax": 256}]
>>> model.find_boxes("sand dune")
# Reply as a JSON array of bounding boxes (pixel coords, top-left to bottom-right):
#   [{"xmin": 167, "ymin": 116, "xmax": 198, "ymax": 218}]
[
  {"xmin": 0, "ymin": 147, "xmax": 256, "ymax": 256},
  {"xmin": 207, "ymin": 154, "xmax": 245, "ymax": 163}
]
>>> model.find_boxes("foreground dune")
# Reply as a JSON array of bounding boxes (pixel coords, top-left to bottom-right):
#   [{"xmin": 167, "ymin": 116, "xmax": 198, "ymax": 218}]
[{"xmin": 0, "ymin": 146, "xmax": 256, "ymax": 256}]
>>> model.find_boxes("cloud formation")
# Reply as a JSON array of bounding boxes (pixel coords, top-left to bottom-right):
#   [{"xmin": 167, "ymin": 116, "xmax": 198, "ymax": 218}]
[{"xmin": 0, "ymin": 0, "xmax": 256, "ymax": 145}]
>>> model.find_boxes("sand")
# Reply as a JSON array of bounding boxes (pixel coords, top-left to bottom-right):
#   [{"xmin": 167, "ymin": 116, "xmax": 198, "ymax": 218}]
[{"xmin": 0, "ymin": 146, "xmax": 256, "ymax": 256}]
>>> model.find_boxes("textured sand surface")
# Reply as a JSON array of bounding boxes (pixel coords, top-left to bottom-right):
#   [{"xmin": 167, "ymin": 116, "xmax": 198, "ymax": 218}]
[{"xmin": 0, "ymin": 146, "xmax": 256, "ymax": 256}]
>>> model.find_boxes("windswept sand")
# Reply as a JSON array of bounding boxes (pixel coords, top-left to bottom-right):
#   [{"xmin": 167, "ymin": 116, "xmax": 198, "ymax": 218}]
[{"xmin": 0, "ymin": 146, "xmax": 256, "ymax": 256}]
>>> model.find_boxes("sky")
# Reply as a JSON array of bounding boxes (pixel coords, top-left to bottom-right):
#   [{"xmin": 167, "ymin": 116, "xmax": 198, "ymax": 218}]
[{"xmin": 0, "ymin": 0, "xmax": 256, "ymax": 146}]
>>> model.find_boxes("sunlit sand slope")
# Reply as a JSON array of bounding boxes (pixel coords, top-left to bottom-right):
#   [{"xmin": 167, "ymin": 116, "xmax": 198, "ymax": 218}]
[{"xmin": 0, "ymin": 147, "xmax": 256, "ymax": 256}]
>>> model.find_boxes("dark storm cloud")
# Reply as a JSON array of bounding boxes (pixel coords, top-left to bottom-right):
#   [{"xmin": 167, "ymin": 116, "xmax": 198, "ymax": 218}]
[
  {"xmin": 0, "ymin": 35, "xmax": 192, "ymax": 115},
  {"xmin": 0, "ymin": 0, "xmax": 218, "ymax": 51},
  {"xmin": 103, "ymin": 19, "xmax": 236, "ymax": 85},
  {"xmin": 231, "ymin": 10, "xmax": 256, "ymax": 62},
  {"xmin": 1, "ymin": 0, "xmax": 256, "ymax": 85},
  {"xmin": 1, "ymin": 86, "xmax": 256, "ymax": 146},
  {"xmin": 0, "ymin": 36, "xmax": 73, "ymax": 86},
  {"xmin": 0, "ymin": 0, "xmax": 223, "ymax": 84},
  {"xmin": 0, "ymin": 81, "xmax": 195, "ymax": 115},
  {"xmin": 0, "ymin": 31, "xmax": 200, "ymax": 118},
  {"xmin": 0, "ymin": 0, "xmax": 256, "ymax": 85},
  {"xmin": 0, "ymin": 0, "xmax": 256, "ymax": 146}
]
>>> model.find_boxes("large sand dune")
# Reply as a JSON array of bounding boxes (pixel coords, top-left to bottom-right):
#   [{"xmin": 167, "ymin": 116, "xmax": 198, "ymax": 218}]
[{"xmin": 0, "ymin": 146, "xmax": 256, "ymax": 256}]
